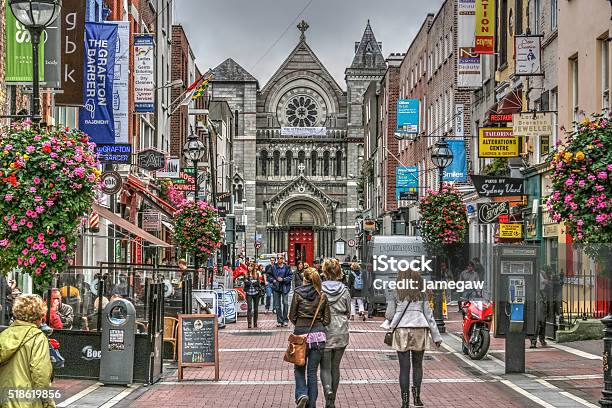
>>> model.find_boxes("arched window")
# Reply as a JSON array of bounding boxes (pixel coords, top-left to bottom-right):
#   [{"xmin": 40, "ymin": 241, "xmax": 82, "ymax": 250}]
[
  {"xmin": 310, "ymin": 151, "xmax": 318, "ymax": 176},
  {"xmin": 286, "ymin": 151, "xmax": 293, "ymax": 176},
  {"xmin": 335, "ymin": 151, "xmax": 343, "ymax": 176},
  {"xmin": 260, "ymin": 150, "xmax": 268, "ymax": 176},
  {"xmin": 298, "ymin": 150, "xmax": 305, "ymax": 163},
  {"xmin": 273, "ymin": 150, "xmax": 280, "ymax": 176},
  {"xmin": 323, "ymin": 151, "xmax": 330, "ymax": 176}
]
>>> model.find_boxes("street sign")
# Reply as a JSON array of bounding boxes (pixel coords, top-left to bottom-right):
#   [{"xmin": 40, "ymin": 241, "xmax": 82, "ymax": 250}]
[
  {"xmin": 348, "ymin": 239, "xmax": 356, "ymax": 248},
  {"xmin": 137, "ymin": 149, "xmax": 165, "ymax": 171},
  {"xmin": 499, "ymin": 223, "xmax": 523, "ymax": 239},
  {"xmin": 255, "ymin": 242, "xmax": 262, "ymax": 250},
  {"xmin": 96, "ymin": 144, "xmax": 132, "ymax": 164},
  {"xmin": 100, "ymin": 171, "xmax": 122, "ymax": 195},
  {"xmin": 236, "ymin": 225, "xmax": 246, "ymax": 232},
  {"xmin": 142, "ymin": 210, "xmax": 161, "ymax": 231}
]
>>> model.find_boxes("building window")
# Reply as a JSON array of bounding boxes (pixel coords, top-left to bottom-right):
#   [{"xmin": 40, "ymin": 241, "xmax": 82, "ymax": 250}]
[
  {"xmin": 533, "ymin": 0, "xmax": 540, "ymax": 35},
  {"xmin": 551, "ymin": 88, "xmax": 558, "ymax": 150},
  {"xmin": 311, "ymin": 151, "xmax": 318, "ymax": 176},
  {"xmin": 298, "ymin": 150, "xmax": 305, "ymax": 164},
  {"xmin": 273, "ymin": 150, "xmax": 280, "ymax": 176},
  {"xmin": 323, "ymin": 151, "xmax": 330, "ymax": 176},
  {"xmin": 515, "ymin": 0, "xmax": 523, "ymax": 35},
  {"xmin": 286, "ymin": 150, "xmax": 293, "ymax": 176},
  {"xmin": 336, "ymin": 151, "xmax": 343, "ymax": 176},
  {"xmin": 260, "ymin": 150, "xmax": 268, "ymax": 176},
  {"xmin": 500, "ymin": 0, "xmax": 508, "ymax": 64},
  {"xmin": 551, "ymin": 0, "xmax": 557, "ymax": 30},
  {"xmin": 601, "ymin": 39, "xmax": 610, "ymax": 112},
  {"xmin": 571, "ymin": 57, "xmax": 579, "ymax": 124}
]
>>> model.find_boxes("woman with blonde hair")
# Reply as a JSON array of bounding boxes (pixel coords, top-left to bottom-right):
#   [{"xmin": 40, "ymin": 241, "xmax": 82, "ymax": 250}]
[
  {"xmin": 382, "ymin": 269, "xmax": 442, "ymax": 408},
  {"xmin": 0, "ymin": 294, "xmax": 55, "ymax": 407},
  {"xmin": 289, "ymin": 267, "xmax": 331, "ymax": 408}
]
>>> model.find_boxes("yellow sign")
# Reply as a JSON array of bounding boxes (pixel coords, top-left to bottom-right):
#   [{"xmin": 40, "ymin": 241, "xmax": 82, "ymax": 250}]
[
  {"xmin": 499, "ymin": 223, "xmax": 523, "ymax": 239},
  {"xmin": 478, "ymin": 127, "xmax": 519, "ymax": 157}
]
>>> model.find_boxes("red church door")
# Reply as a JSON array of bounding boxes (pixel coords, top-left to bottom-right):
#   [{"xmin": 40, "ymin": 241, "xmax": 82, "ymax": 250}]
[{"xmin": 288, "ymin": 228, "xmax": 314, "ymax": 266}]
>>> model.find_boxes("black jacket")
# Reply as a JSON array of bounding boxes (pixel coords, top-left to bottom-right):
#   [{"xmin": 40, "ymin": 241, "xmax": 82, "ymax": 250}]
[
  {"xmin": 243, "ymin": 275, "xmax": 264, "ymax": 296},
  {"xmin": 289, "ymin": 284, "xmax": 331, "ymax": 335},
  {"xmin": 293, "ymin": 268, "xmax": 305, "ymax": 288}
]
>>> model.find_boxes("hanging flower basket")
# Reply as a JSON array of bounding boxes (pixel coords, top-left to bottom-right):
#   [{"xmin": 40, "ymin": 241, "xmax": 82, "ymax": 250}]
[
  {"xmin": 172, "ymin": 197, "xmax": 222, "ymax": 263},
  {"xmin": 0, "ymin": 121, "xmax": 100, "ymax": 288},
  {"xmin": 418, "ymin": 185, "xmax": 468, "ymax": 252}
]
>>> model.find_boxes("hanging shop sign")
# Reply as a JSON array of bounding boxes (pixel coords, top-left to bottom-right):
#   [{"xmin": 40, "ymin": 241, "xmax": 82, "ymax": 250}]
[
  {"xmin": 137, "ymin": 149, "xmax": 165, "ymax": 171},
  {"xmin": 78, "ymin": 22, "xmax": 118, "ymax": 145},
  {"xmin": 96, "ymin": 143, "xmax": 132, "ymax": 164},
  {"xmin": 470, "ymin": 175, "xmax": 524, "ymax": 197},
  {"xmin": 477, "ymin": 201, "xmax": 509, "ymax": 224},
  {"xmin": 396, "ymin": 166, "xmax": 419, "ymax": 201},
  {"xmin": 42, "ymin": 13, "xmax": 61, "ymax": 89},
  {"xmin": 475, "ymin": 0, "xmax": 495, "ymax": 54},
  {"xmin": 478, "ymin": 127, "xmax": 518, "ymax": 157},
  {"xmin": 396, "ymin": 99, "xmax": 419, "ymax": 134},
  {"xmin": 515, "ymin": 35, "xmax": 542, "ymax": 76},
  {"xmin": 56, "ymin": 0, "xmax": 86, "ymax": 105},
  {"xmin": 113, "ymin": 21, "xmax": 130, "ymax": 144},
  {"xmin": 363, "ymin": 219, "xmax": 377, "ymax": 232},
  {"xmin": 455, "ymin": 104, "xmax": 465, "ymax": 137},
  {"xmin": 100, "ymin": 171, "xmax": 123, "ymax": 195},
  {"xmin": 512, "ymin": 112, "xmax": 552, "ymax": 139},
  {"xmin": 280, "ymin": 127, "xmax": 327, "ymax": 137},
  {"xmin": 172, "ymin": 171, "xmax": 196, "ymax": 192},
  {"xmin": 143, "ymin": 210, "xmax": 161, "ymax": 232},
  {"xmin": 444, "ymin": 139, "xmax": 468, "ymax": 182},
  {"xmin": 156, "ymin": 157, "xmax": 180, "ymax": 179},
  {"xmin": 489, "ymin": 113, "xmax": 513, "ymax": 123},
  {"xmin": 457, "ymin": 0, "xmax": 481, "ymax": 88},
  {"xmin": 5, "ymin": 2, "xmax": 45, "ymax": 82},
  {"xmin": 134, "ymin": 34, "xmax": 155, "ymax": 113},
  {"xmin": 499, "ymin": 223, "xmax": 523, "ymax": 239}
]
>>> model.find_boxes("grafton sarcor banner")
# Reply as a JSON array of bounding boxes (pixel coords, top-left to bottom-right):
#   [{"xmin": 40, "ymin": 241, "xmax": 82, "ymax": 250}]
[
  {"xmin": 470, "ymin": 175, "xmax": 524, "ymax": 197},
  {"xmin": 78, "ymin": 22, "xmax": 118, "ymax": 145},
  {"xmin": 457, "ymin": 0, "xmax": 481, "ymax": 88},
  {"xmin": 475, "ymin": 0, "xmax": 495, "ymax": 54},
  {"xmin": 478, "ymin": 127, "xmax": 518, "ymax": 157},
  {"xmin": 55, "ymin": 0, "xmax": 85, "ymax": 105},
  {"xmin": 477, "ymin": 201, "xmax": 509, "ymax": 224},
  {"xmin": 515, "ymin": 35, "xmax": 542, "ymax": 76},
  {"xmin": 134, "ymin": 34, "xmax": 155, "ymax": 113},
  {"xmin": 512, "ymin": 112, "xmax": 552, "ymax": 138}
]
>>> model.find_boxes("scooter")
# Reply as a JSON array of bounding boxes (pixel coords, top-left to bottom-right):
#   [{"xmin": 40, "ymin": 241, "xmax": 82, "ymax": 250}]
[{"xmin": 460, "ymin": 298, "xmax": 493, "ymax": 360}]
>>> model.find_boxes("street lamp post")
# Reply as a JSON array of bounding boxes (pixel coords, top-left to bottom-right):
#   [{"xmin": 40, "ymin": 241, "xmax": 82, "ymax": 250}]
[
  {"xmin": 430, "ymin": 138, "xmax": 454, "ymax": 334},
  {"xmin": 183, "ymin": 129, "xmax": 206, "ymax": 287},
  {"xmin": 9, "ymin": 0, "xmax": 62, "ymax": 123}
]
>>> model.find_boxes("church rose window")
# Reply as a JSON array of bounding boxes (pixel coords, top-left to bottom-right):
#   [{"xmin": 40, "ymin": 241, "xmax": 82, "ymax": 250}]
[
  {"xmin": 276, "ymin": 88, "xmax": 327, "ymax": 127},
  {"xmin": 286, "ymin": 96, "xmax": 318, "ymax": 127}
]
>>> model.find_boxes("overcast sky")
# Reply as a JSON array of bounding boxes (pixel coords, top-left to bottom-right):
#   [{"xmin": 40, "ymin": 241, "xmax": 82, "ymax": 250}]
[{"xmin": 173, "ymin": 0, "xmax": 444, "ymax": 88}]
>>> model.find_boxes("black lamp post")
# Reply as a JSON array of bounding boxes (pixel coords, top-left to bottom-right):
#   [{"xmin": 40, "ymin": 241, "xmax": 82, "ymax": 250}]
[
  {"xmin": 183, "ymin": 129, "xmax": 206, "ymax": 287},
  {"xmin": 9, "ymin": 0, "xmax": 62, "ymax": 123},
  {"xmin": 430, "ymin": 138, "xmax": 454, "ymax": 333}
]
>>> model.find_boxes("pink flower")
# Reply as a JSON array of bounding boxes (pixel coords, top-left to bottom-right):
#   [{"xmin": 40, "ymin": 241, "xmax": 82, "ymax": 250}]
[
  {"xmin": 29, "ymin": 256, "xmax": 36, "ymax": 264},
  {"xmin": 596, "ymin": 185, "xmax": 605, "ymax": 191},
  {"xmin": 26, "ymin": 145, "xmax": 35, "ymax": 153},
  {"xmin": 51, "ymin": 241, "xmax": 59, "ymax": 248},
  {"xmin": 565, "ymin": 179, "xmax": 574, "ymax": 186},
  {"xmin": 596, "ymin": 214, "xmax": 608, "ymax": 222},
  {"xmin": 577, "ymin": 219, "xmax": 584, "ymax": 226},
  {"xmin": 50, "ymin": 253, "xmax": 57, "ymax": 260},
  {"xmin": 26, "ymin": 222, "xmax": 33, "ymax": 228},
  {"xmin": 60, "ymin": 244, "xmax": 66, "ymax": 251},
  {"xmin": 45, "ymin": 200, "xmax": 54, "ymax": 207},
  {"xmin": 35, "ymin": 206, "xmax": 45, "ymax": 214},
  {"xmin": 26, "ymin": 236, "xmax": 34, "ymax": 244},
  {"xmin": 4, "ymin": 194, "xmax": 13, "ymax": 201},
  {"xmin": 588, "ymin": 174, "xmax": 597, "ymax": 181},
  {"xmin": 33, "ymin": 177, "xmax": 41, "ymax": 184},
  {"xmin": 608, "ymin": 164, "xmax": 612, "ymax": 171},
  {"xmin": 29, "ymin": 187, "xmax": 36, "ymax": 193},
  {"xmin": 578, "ymin": 180, "xmax": 586, "ymax": 188},
  {"xmin": 0, "ymin": 239, "xmax": 8, "ymax": 247},
  {"xmin": 35, "ymin": 268, "xmax": 42, "ymax": 275},
  {"xmin": 37, "ymin": 233, "xmax": 44, "ymax": 241}
]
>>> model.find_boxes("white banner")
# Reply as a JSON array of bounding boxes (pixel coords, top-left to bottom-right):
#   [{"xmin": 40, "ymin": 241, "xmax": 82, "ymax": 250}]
[
  {"xmin": 515, "ymin": 35, "xmax": 542, "ymax": 75},
  {"xmin": 134, "ymin": 34, "xmax": 155, "ymax": 112},
  {"xmin": 143, "ymin": 210, "xmax": 161, "ymax": 231},
  {"xmin": 280, "ymin": 127, "xmax": 327, "ymax": 137},
  {"xmin": 457, "ymin": 0, "xmax": 482, "ymax": 88},
  {"xmin": 455, "ymin": 104, "xmax": 465, "ymax": 137},
  {"xmin": 113, "ymin": 21, "xmax": 130, "ymax": 144},
  {"xmin": 156, "ymin": 157, "xmax": 180, "ymax": 179}
]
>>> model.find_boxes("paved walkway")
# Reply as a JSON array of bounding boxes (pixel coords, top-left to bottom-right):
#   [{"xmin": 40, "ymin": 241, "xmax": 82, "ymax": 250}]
[{"xmin": 51, "ymin": 311, "xmax": 604, "ymax": 407}]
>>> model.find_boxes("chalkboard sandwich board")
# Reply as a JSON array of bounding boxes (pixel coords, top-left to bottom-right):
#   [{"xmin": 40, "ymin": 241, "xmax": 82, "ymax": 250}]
[{"xmin": 177, "ymin": 314, "xmax": 219, "ymax": 381}]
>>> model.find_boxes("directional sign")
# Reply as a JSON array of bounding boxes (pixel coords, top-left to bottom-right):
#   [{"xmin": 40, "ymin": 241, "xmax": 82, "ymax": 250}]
[
  {"xmin": 348, "ymin": 239, "xmax": 356, "ymax": 248},
  {"xmin": 255, "ymin": 242, "xmax": 262, "ymax": 250}
]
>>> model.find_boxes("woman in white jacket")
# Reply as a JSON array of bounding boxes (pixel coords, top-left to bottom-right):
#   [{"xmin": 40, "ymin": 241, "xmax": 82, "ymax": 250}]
[{"xmin": 382, "ymin": 269, "xmax": 442, "ymax": 408}]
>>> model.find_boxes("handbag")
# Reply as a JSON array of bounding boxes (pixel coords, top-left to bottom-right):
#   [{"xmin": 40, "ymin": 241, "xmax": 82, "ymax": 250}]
[
  {"xmin": 283, "ymin": 295, "xmax": 324, "ymax": 366},
  {"xmin": 384, "ymin": 300, "xmax": 412, "ymax": 347}
]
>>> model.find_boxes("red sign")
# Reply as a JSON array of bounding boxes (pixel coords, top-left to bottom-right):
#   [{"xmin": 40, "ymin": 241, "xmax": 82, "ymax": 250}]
[
  {"xmin": 498, "ymin": 214, "xmax": 509, "ymax": 224},
  {"xmin": 489, "ymin": 113, "xmax": 513, "ymax": 123},
  {"xmin": 172, "ymin": 171, "xmax": 196, "ymax": 191}
]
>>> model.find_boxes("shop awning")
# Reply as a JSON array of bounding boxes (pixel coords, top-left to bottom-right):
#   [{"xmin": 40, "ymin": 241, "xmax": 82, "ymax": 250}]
[
  {"xmin": 497, "ymin": 90, "xmax": 523, "ymax": 114},
  {"xmin": 126, "ymin": 175, "xmax": 177, "ymax": 217},
  {"xmin": 93, "ymin": 203, "xmax": 172, "ymax": 248}
]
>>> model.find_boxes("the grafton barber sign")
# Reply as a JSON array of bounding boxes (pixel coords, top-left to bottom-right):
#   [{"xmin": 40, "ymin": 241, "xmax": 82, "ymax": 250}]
[
  {"xmin": 477, "ymin": 201, "xmax": 509, "ymax": 223},
  {"xmin": 471, "ymin": 175, "xmax": 524, "ymax": 197}
]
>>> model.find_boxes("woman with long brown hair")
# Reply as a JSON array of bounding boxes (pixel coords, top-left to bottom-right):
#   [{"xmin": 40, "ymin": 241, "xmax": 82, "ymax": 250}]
[
  {"xmin": 382, "ymin": 269, "xmax": 442, "ymax": 408},
  {"xmin": 243, "ymin": 263, "xmax": 264, "ymax": 328},
  {"xmin": 289, "ymin": 267, "xmax": 331, "ymax": 408}
]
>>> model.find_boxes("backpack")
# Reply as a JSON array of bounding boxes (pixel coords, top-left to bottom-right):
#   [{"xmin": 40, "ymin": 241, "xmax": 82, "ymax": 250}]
[{"xmin": 351, "ymin": 271, "xmax": 363, "ymax": 290}]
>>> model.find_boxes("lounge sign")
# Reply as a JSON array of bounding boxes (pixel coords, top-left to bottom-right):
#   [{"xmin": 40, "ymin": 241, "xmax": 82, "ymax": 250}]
[
  {"xmin": 477, "ymin": 201, "xmax": 509, "ymax": 224},
  {"xmin": 471, "ymin": 175, "xmax": 524, "ymax": 197}
]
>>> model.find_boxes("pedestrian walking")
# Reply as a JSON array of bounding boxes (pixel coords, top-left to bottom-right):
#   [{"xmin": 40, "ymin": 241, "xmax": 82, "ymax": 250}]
[
  {"xmin": 530, "ymin": 265, "xmax": 551, "ymax": 348},
  {"xmin": 320, "ymin": 259, "xmax": 351, "ymax": 408},
  {"xmin": 268, "ymin": 255, "xmax": 293, "ymax": 327},
  {"xmin": 294, "ymin": 261, "xmax": 305, "ymax": 289},
  {"xmin": 289, "ymin": 267, "xmax": 331, "ymax": 408},
  {"xmin": 347, "ymin": 263, "xmax": 366, "ymax": 321},
  {"xmin": 244, "ymin": 264, "xmax": 264, "ymax": 329},
  {"xmin": 383, "ymin": 269, "xmax": 442, "ymax": 408},
  {"xmin": 0, "ymin": 294, "xmax": 56, "ymax": 408}
]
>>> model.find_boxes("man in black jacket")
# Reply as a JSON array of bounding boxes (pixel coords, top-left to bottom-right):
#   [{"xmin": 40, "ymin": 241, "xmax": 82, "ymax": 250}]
[{"xmin": 267, "ymin": 255, "xmax": 293, "ymax": 327}]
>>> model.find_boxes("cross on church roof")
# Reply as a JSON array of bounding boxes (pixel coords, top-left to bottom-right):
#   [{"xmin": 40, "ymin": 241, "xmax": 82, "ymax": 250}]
[
  {"xmin": 297, "ymin": 20, "xmax": 309, "ymax": 41},
  {"xmin": 297, "ymin": 163, "xmax": 306, "ymax": 175}
]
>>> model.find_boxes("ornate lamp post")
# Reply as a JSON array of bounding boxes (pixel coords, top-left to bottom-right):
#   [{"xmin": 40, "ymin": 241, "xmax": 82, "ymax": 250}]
[
  {"xmin": 429, "ymin": 138, "xmax": 454, "ymax": 333},
  {"xmin": 9, "ymin": 0, "xmax": 62, "ymax": 123},
  {"xmin": 183, "ymin": 129, "xmax": 206, "ymax": 286}
]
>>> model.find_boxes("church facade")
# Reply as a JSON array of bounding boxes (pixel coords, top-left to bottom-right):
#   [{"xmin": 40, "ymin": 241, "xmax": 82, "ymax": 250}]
[{"xmin": 209, "ymin": 21, "xmax": 386, "ymax": 264}]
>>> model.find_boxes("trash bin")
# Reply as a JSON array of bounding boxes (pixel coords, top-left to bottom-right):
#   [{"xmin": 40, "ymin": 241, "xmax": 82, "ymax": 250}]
[{"xmin": 99, "ymin": 298, "xmax": 136, "ymax": 385}]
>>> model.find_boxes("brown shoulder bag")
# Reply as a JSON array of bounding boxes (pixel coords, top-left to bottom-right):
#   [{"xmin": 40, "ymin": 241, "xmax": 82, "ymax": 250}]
[{"xmin": 283, "ymin": 295, "xmax": 323, "ymax": 366}]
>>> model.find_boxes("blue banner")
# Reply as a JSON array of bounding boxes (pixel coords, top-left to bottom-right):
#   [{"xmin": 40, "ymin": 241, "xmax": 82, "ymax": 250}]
[
  {"xmin": 443, "ymin": 139, "xmax": 468, "ymax": 182},
  {"xmin": 396, "ymin": 166, "xmax": 419, "ymax": 200},
  {"xmin": 79, "ymin": 22, "xmax": 118, "ymax": 145},
  {"xmin": 397, "ymin": 99, "xmax": 419, "ymax": 134}
]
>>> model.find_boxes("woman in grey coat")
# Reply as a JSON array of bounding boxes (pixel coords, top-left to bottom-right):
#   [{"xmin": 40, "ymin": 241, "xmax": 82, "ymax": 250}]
[
  {"xmin": 320, "ymin": 259, "xmax": 351, "ymax": 408},
  {"xmin": 382, "ymin": 269, "xmax": 442, "ymax": 408}
]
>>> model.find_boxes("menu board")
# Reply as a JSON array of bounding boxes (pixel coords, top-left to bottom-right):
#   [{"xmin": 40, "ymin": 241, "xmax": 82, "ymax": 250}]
[{"xmin": 177, "ymin": 314, "xmax": 219, "ymax": 381}]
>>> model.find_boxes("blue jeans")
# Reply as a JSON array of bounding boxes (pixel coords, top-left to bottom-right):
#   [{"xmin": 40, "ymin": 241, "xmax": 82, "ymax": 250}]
[
  {"xmin": 273, "ymin": 291, "xmax": 289, "ymax": 324},
  {"xmin": 265, "ymin": 285, "xmax": 273, "ymax": 310},
  {"xmin": 294, "ymin": 343, "xmax": 324, "ymax": 407}
]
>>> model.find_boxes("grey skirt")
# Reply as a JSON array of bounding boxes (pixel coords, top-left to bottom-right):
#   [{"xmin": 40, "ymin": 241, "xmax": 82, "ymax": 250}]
[{"xmin": 392, "ymin": 327, "xmax": 429, "ymax": 352}]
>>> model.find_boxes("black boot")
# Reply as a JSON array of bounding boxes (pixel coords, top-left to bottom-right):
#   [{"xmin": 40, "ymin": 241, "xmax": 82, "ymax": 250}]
[
  {"xmin": 412, "ymin": 386, "xmax": 424, "ymax": 407},
  {"xmin": 325, "ymin": 392, "xmax": 335, "ymax": 408},
  {"xmin": 401, "ymin": 392, "xmax": 410, "ymax": 408}
]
